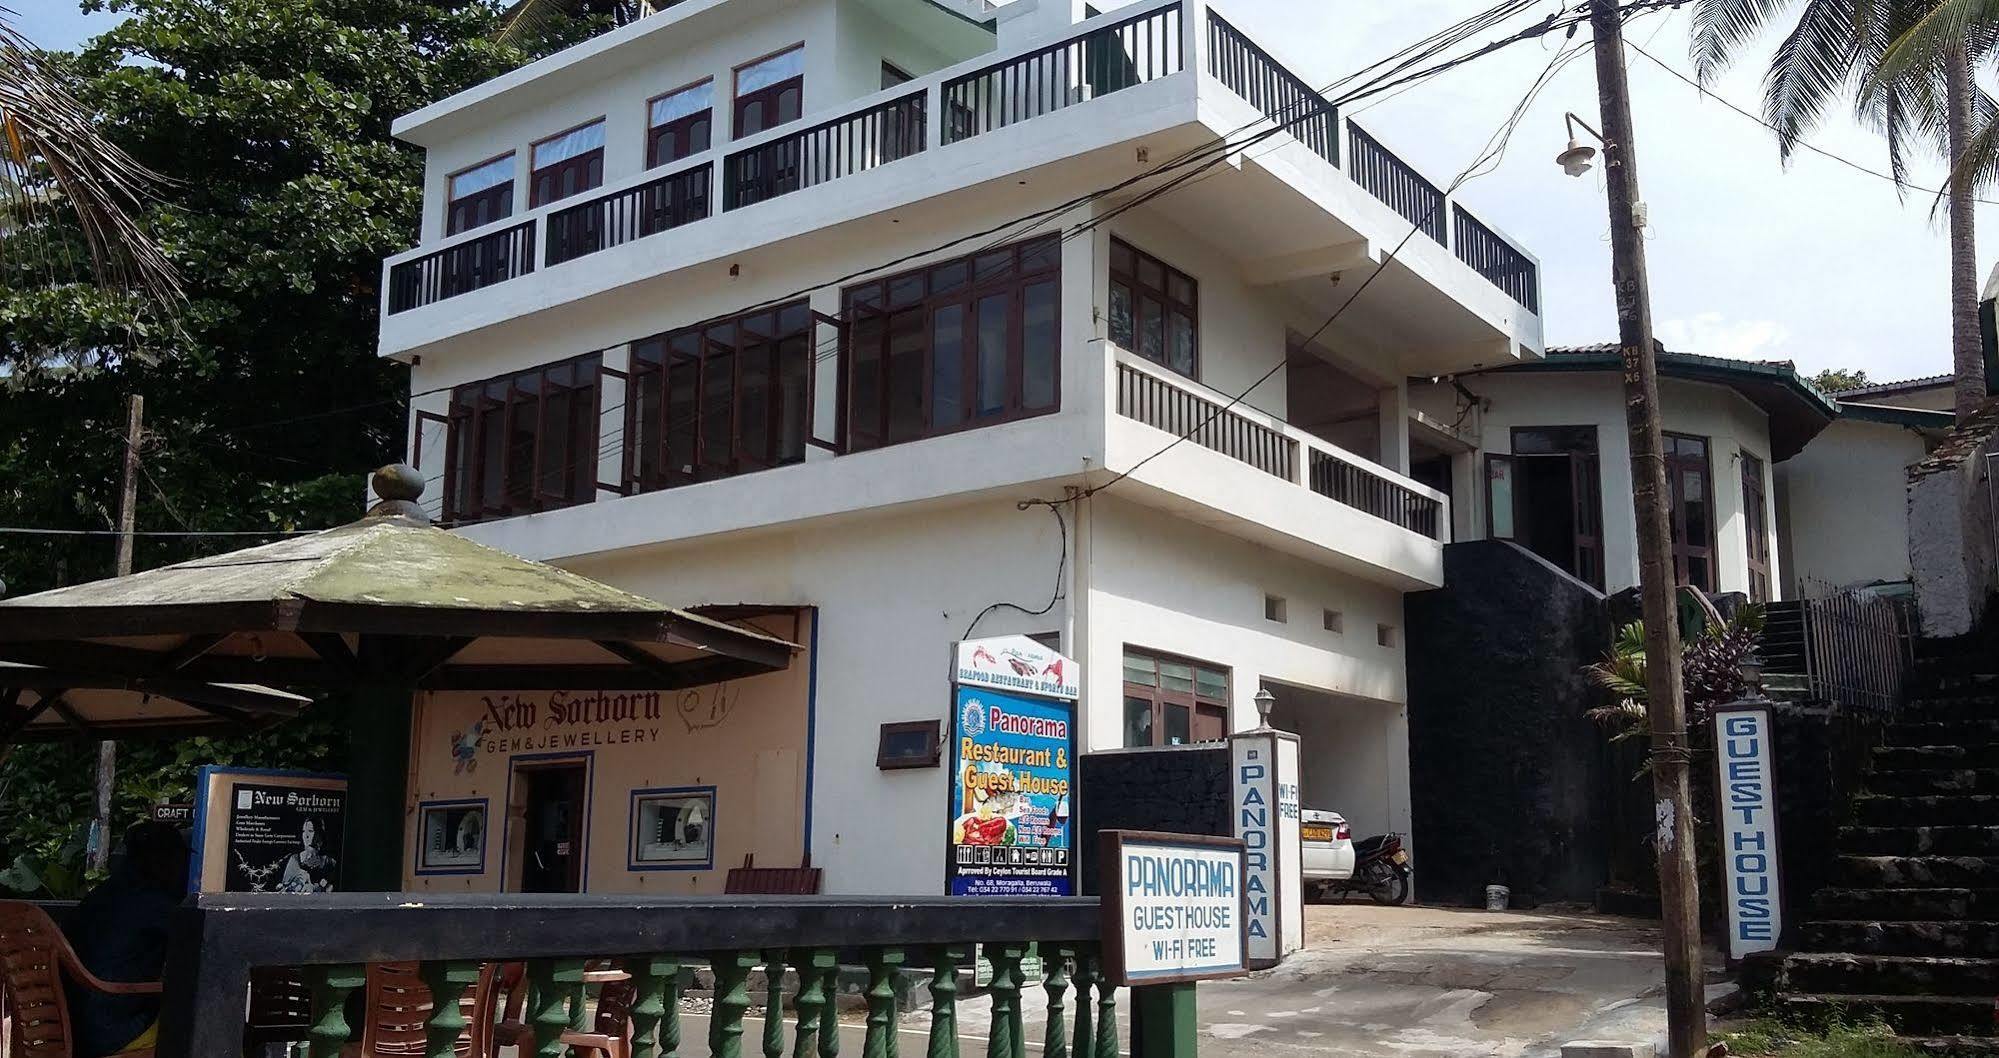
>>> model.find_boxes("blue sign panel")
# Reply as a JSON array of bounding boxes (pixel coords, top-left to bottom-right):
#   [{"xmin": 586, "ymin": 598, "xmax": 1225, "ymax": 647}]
[
  {"xmin": 947, "ymin": 685, "xmax": 1075, "ymax": 896},
  {"xmin": 1714, "ymin": 705, "xmax": 1783, "ymax": 959}
]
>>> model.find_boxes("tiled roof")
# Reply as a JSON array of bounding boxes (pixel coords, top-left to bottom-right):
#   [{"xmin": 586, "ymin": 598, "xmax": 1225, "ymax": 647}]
[{"xmin": 1838, "ymin": 374, "xmax": 1952, "ymax": 398}]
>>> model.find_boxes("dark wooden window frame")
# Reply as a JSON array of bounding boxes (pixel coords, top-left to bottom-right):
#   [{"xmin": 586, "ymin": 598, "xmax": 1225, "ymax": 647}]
[
  {"xmin": 445, "ymin": 151, "xmax": 516, "ymax": 236},
  {"xmin": 1665, "ymin": 431, "xmax": 1718, "ymax": 593},
  {"xmin": 444, "ymin": 352, "xmax": 605, "ymax": 524},
  {"xmin": 1108, "ymin": 237, "xmax": 1199, "ymax": 379},
  {"xmin": 876, "ymin": 719, "xmax": 942, "ymax": 770},
  {"xmin": 1741, "ymin": 449, "xmax": 1770, "ymax": 603},
  {"xmin": 647, "ymin": 79, "xmax": 715, "ymax": 169},
  {"xmin": 880, "ymin": 60, "xmax": 914, "ymax": 89},
  {"xmin": 624, "ymin": 300, "xmax": 826, "ymax": 492},
  {"xmin": 1487, "ymin": 425, "xmax": 1605, "ymax": 590},
  {"xmin": 529, "ymin": 117, "xmax": 607, "ymax": 208},
  {"xmin": 1121, "ymin": 646, "xmax": 1230, "ymax": 748},
  {"xmin": 733, "ymin": 44, "xmax": 805, "ymax": 140},
  {"xmin": 839, "ymin": 235, "xmax": 1062, "ymax": 453}
]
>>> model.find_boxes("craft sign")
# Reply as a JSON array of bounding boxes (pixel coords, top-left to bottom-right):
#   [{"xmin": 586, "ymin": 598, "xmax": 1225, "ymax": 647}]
[
  {"xmin": 1714, "ymin": 704, "xmax": 1785, "ymax": 960},
  {"xmin": 1099, "ymin": 831, "xmax": 1247, "ymax": 987}
]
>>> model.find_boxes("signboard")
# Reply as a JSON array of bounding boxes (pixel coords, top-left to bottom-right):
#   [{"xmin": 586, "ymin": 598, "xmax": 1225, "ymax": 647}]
[
  {"xmin": 946, "ymin": 684, "xmax": 1075, "ymax": 896},
  {"xmin": 150, "ymin": 803, "xmax": 194, "ymax": 826},
  {"xmin": 955, "ymin": 635, "xmax": 1080, "ymax": 700},
  {"xmin": 1099, "ymin": 831, "xmax": 1246, "ymax": 986},
  {"xmin": 1231, "ymin": 730, "xmax": 1303, "ymax": 967},
  {"xmin": 191, "ymin": 767, "xmax": 348, "ymax": 894},
  {"xmin": 1714, "ymin": 704, "xmax": 1784, "ymax": 960}
]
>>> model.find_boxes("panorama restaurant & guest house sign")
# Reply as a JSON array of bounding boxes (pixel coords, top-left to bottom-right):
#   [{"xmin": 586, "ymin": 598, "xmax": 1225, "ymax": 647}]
[{"xmin": 948, "ymin": 636, "xmax": 1079, "ymax": 897}]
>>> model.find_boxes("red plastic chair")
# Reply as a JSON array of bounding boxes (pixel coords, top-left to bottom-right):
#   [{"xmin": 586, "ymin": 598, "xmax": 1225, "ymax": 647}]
[{"xmin": 0, "ymin": 901, "xmax": 162, "ymax": 1058}]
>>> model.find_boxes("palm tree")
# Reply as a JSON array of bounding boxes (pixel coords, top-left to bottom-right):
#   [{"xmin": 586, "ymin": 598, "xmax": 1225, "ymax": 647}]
[
  {"xmin": 0, "ymin": 11, "xmax": 178, "ymax": 304},
  {"xmin": 1691, "ymin": 0, "xmax": 1988, "ymax": 420}
]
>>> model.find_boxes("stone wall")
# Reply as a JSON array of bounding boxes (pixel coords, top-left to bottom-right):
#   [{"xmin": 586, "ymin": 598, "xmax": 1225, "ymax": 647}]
[
  {"xmin": 1909, "ymin": 400, "xmax": 1999, "ymax": 637},
  {"xmin": 1074, "ymin": 744, "xmax": 1231, "ymax": 895},
  {"xmin": 1405, "ymin": 540, "xmax": 1616, "ymax": 906}
]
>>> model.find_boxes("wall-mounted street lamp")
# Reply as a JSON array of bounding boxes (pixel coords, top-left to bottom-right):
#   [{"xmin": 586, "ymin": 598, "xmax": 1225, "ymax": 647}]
[{"xmin": 1556, "ymin": 112, "xmax": 1604, "ymax": 178}]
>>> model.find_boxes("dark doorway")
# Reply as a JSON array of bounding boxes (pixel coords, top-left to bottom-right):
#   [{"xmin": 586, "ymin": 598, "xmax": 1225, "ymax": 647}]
[
  {"xmin": 1487, "ymin": 426, "xmax": 1603, "ymax": 589},
  {"xmin": 514, "ymin": 763, "xmax": 587, "ymax": 893},
  {"xmin": 1409, "ymin": 445, "xmax": 1454, "ymax": 510}
]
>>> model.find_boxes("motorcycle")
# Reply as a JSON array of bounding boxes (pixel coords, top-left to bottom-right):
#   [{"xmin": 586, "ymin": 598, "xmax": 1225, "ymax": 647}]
[{"xmin": 1323, "ymin": 833, "xmax": 1412, "ymax": 906}]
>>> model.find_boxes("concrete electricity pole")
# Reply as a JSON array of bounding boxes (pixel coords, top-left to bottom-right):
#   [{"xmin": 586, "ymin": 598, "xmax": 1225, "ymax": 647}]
[
  {"xmin": 1587, "ymin": 4, "xmax": 1707, "ymax": 1055},
  {"xmin": 90, "ymin": 394, "xmax": 143, "ymax": 873}
]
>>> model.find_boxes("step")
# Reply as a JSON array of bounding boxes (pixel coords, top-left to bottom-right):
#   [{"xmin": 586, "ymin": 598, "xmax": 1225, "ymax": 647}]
[
  {"xmin": 1877, "ymin": 745, "xmax": 1999, "ymax": 772},
  {"xmin": 1841, "ymin": 826, "xmax": 1999, "ymax": 856},
  {"xmin": 1910, "ymin": 699, "xmax": 1999, "ymax": 722},
  {"xmin": 1770, "ymin": 993, "xmax": 1998, "ymax": 1037},
  {"xmin": 1812, "ymin": 887, "xmax": 1999, "ymax": 921},
  {"xmin": 1908, "ymin": 1038, "xmax": 1999, "ymax": 1056},
  {"xmin": 1833, "ymin": 856, "xmax": 1999, "ymax": 889},
  {"xmin": 1889, "ymin": 721, "xmax": 1999, "ymax": 747},
  {"xmin": 1772, "ymin": 953, "xmax": 1999, "ymax": 997},
  {"xmin": 1854, "ymin": 795, "xmax": 1999, "ymax": 828},
  {"xmin": 1800, "ymin": 920, "xmax": 1999, "ymax": 958},
  {"xmin": 1868, "ymin": 770, "xmax": 1999, "ymax": 796}
]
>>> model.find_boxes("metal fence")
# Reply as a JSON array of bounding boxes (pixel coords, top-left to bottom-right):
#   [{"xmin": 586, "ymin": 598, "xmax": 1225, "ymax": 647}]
[{"xmin": 1763, "ymin": 576, "xmax": 1913, "ymax": 714}]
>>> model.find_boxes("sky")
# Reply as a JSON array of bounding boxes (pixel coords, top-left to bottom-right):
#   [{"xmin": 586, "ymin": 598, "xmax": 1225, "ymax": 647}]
[{"xmin": 16, "ymin": 0, "xmax": 1997, "ymax": 386}]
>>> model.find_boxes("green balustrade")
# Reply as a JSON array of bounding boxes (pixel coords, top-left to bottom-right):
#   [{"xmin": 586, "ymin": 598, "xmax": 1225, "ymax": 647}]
[
  {"xmin": 1069, "ymin": 953, "xmax": 1098, "ymax": 1058},
  {"xmin": 306, "ymin": 963, "xmax": 365, "ymax": 1058},
  {"xmin": 1092, "ymin": 954, "xmax": 1119, "ymax": 1058},
  {"xmin": 982, "ymin": 944, "xmax": 1023, "ymax": 1058},
  {"xmin": 527, "ymin": 959, "xmax": 587, "ymax": 1058},
  {"xmin": 818, "ymin": 957, "xmax": 842, "ymax": 1058},
  {"xmin": 419, "ymin": 960, "xmax": 480, "ymax": 1058},
  {"xmin": 625, "ymin": 955, "xmax": 680, "ymax": 1058},
  {"xmin": 926, "ymin": 946, "xmax": 967, "ymax": 1058},
  {"xmin": 1041, "ymin": 947, "xmax": 1073, "ymax": 1058},
  {"xmin": 863, "ymin": 947, "xmax": 904, "ymax": 1058},
  {"xmin": 763, "ymin": 950, "xmax": 789, "ymax": 1058},
  {"xmin": 710, "ymin": 950, "xmax": 759, "ymax": 1058},
  {"xmin": 789, "ymin": 948, "xmax": 836, "ymax": 1058}
]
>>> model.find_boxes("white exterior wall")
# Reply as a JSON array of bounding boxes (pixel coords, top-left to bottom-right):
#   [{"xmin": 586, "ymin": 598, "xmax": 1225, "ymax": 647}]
[
  {"xmin": 1419, "ymin": 371, "xmax": 1781, "ymax": 598},
  {"xmin": 1777, "ymin": 418, "xmax": 1926, "ymax": 592}
]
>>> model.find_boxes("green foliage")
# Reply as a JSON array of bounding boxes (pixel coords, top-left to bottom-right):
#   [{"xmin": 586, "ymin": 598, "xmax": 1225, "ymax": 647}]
[
  {"xmin": 1583, "ymin": 588, "xmax": 1766, "ymax": 744},
  {"xmin": 1719, "ymin": 1017, "xmax": 1925, "ymax": 1058},
  {"xmin": 1810, "ymin": 367, "xmax": 1872, "ymax": 393},
  {"xmin": 0, "ymin": 0, "xmax": 580, "ymax": 865}
]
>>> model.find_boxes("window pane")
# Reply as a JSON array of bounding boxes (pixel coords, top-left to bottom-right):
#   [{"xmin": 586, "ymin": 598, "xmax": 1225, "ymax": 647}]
[
  {"xmin": 973, "ymin": 250, "xmax": 1012, "ymax": 285},
  {"xmin": 1110, "ymin": 239, "xmax": 1135, "ymax": 276},
  {"xmin": 1122, "ymin": 652, "xmax": 1156, "ymax": 685},
  {"xmin": 1108, "ymin": 282, "xmax": 1133, "ymax": 350},
  {"xmin": 1123, "ymin": 696, "xmax": 1155, "ymax": 748},
  {"xmin": 1164, "ymin": 703, "xmax": 1191, "ymax": 746},
  {"xmin": 977, "ymin": 292, "xmax": 1010, "ymax": 417},
  {"xmin": 931, "ymin": 260, "xmax": 968, "ymax": 295},
  {"xmin": 1168, "ymin": 311, "xmax": 1195, "ymax": 376},
  {"xmin": 738, "ymin": 47, "xmax": 804, "ymax": 93},
  {"xmin": 1159, "ymin": 661, "xmax": 1194, "ymax": 693},
  {"xmin": 740, "ymin": 337, "xmax": 772, "ymax": 465},
  {"xmin": 1138, "ymin": 297, "xmax": 1164, "ymax": 365},
  {"xmin": 1023, "ymin": 280, "xmax": 1057, "ymax": 411},
  {"xmin": 533, "ymin": 121, "xmax": 606, "ymax": 168},
  {"xmin": 777, "ymin": 333, "xmax": 810, "ymax": 463},
  {"xmin": 538, "ymin": 384, "xmax": 574, "ymax": 497},
  {"xmin": 450, "ymin": 155, "xmax": 513, "ymax": 198},
  {"xmin": 931, "ymin": 304, "xmax": 965, "ymax": 430},
  {"xmin": 1137, "ymin": 256, "xmax": 1164, "ymax": 290},
  {"xmin": 1488, "ymin": 457, "xmax": 1516, "ymax": 539},
  {"xmin": 651, "ymin": 81, "xmax": 714, "ymax": 126},
  {"xmin": 889, "ymin": 274, "xmax": 925, "ymax": 308},
  {"xmin": 885, "ymin": 308, "xmax": 925, "ymax": 442},
  {"xmin": 849, "ymin": 314, "xmax": 884, "ymax": 447},
  {"xmin": 634, "ymin": 365, "xmax": 662, "ymax": 482},
  {"xmin": 1168, "ymin": 272, "xmax": 1194, "ymax": 305},
  {"xmin": 1195, "ymin": 666, "xmax": 1227, "ymax": 701},
  {"xmin": 1019, "ymin": 236, "xmax": 1059, "ymax": 274},
  {"xmin": 666, "ymin": 356, "xmax": 699, "ymax": 476},
  {"xmin": 703, "ymin": 335, "xmax": 735, "ymax": 472}
]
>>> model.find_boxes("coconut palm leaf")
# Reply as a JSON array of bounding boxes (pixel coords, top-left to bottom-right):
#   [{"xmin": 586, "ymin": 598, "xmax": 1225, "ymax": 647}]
[
  {"xmin": 494, "ymin": 0, "xmax": 642, "ymax": 48},
  {"xmin": 0, "ymin": 10, "xmax": 178, "ymax": 305}
]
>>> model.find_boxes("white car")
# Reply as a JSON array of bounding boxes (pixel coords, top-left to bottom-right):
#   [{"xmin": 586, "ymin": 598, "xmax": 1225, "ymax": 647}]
[{"xmin": 1300, "ymin": 808, "xmax": 1355, "ymax": 895}]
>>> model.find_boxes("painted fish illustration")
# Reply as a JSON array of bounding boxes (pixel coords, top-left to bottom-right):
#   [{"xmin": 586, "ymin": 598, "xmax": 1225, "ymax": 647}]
[{"xmin": 451, "ymin": 719, "xmax": 484, "ymax": 774}]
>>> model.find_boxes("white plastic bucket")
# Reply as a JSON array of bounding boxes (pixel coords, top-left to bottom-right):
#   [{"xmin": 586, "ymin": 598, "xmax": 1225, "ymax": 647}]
[{"xmin": 1485, "ymin": 884, "xmax": 1510, "ymax": 911}]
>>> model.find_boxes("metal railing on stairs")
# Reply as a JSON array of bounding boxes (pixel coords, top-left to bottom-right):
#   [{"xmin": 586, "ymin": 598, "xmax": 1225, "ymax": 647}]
[{"xmin": 1762, "ymin": 577, "xmax": 1913, "ymax": 715}]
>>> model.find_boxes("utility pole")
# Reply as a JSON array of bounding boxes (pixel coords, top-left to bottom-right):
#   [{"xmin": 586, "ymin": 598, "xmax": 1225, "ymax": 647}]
[
  {"xmin": 90, "ymin": 394, "xmax": 143, "ymax": 873},
  {"xmin": 1588, "ymin": 4, "xmax": 1707, "ymax": 1056}
]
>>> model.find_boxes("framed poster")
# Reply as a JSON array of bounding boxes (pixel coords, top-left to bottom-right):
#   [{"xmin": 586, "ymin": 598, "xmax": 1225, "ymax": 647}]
[
  {"xmin": 191, "ymin": 767, "xmax": 347, "ymax": 895},
  {"xmin": 946, "ymin": 684, "xmax": 1075, "ymax": 896},
  {"xmin": 630, "ymin": 786, "xmax": 715, "ymax": 871},
  {"xmin": 416, "ymin": 799, "xmax": 488, "ymax": 876}
]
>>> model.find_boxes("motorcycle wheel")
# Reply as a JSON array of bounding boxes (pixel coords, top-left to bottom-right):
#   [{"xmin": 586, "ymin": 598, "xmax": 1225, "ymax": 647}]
[{"xmin": 1366, "ymin": 863, "xmax": 1411, "ymax": 906}]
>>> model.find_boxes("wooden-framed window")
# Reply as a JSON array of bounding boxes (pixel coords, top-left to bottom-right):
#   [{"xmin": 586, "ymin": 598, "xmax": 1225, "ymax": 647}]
[
  {"xmin": 880, "ymin": 61, "xmax": 913, "ymax": 89},
  {"xmin": 625, "ymin": 301, "xmax": 816, "ymax": 492},
  {"xmin": 1108, "ymin": 238, "xmax": 1197, "ymax": 378},
  {"xmin": 648, "ymin": 81, "xmax": 714, "ymax": 168},
  {"xmin": 733, "ymin": 45, "xmax": 804, "ymax": 139},
  {"xmin": 530, "ymin": 119, "xmax": 606, "ymax": 208},
  {"xmin": 1122, "ymin": 648, "xmax": 1229, "ymax": 747},
  {"xmin": 445, "ymin": 353, "xmax": 603, "ymax": 523},
  {"xmin": 1741, "ymin": 450, "xmax": 1770, "ymax": 603},
  {"xmin": 840, "ymin": 235, "xmax": 1060, "ymax": 452},
  {"xmin": 446, "ymin": 153, "xmax": 515, "ymax": 236},
  {"xmin": 1665, "ymin": 432, "xmax": 1717, "ymax": 593},
  {"xmin": 1486, "ymin": 426, "xmax": 1604, "ymax": 589},
  {"xmin": 876, "ymin": 720, "xmax": 942, "ymax": 770}
]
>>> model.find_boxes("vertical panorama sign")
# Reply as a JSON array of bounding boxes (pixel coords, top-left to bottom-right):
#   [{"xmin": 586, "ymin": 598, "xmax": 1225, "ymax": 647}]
[
  {"xmin": 1099, "ymin": 831, "xmax": 1246, "ymax": 987},
  {"xmin": 1714, "ymin": 704, "xmax": 1784, "ymax": 960},
  {"xmin": 1231, "ymin": 729, "xmax": 1304, "ymax": 967}
]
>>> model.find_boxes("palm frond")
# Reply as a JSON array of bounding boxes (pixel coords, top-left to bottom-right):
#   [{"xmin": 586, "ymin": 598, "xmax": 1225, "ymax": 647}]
[
  {"xmin": 493, "ymin": 0, "xmax": 578, "ymax": 50},
  {"xmin": 1762, "ymin": 0, "xmax": 1870, "ymax": 160},
  {"xmin": 1690, "ymin": 0, "xmax": 1813, "ymax": 83},
  {"xmin": 1872, "ymin": 0, "xmax": 1999, "ymax": 87}
]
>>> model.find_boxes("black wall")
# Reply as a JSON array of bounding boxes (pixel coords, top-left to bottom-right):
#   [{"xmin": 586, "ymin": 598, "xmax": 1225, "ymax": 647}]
[
  {"xmin": 1405, "ymin": 540, "xmax": 1615, "ymax": 906},
  {"xmin": 1075, "ymin": 744, "xmax": 1231, "ymax": 895}
]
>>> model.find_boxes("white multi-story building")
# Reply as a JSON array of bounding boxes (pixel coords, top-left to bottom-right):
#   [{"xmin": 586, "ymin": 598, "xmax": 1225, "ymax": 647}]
[{"xmin": 381, "ymin": 0, "xmax": 1543, "ymax": 896}]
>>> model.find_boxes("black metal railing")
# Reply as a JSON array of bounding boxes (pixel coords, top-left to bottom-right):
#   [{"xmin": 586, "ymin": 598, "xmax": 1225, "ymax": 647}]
[
  {"xmin": 1117, "ymin": 360, "xmax": 1296, "ymax": 481},
  {"xmin": 1309, "ymin": 450, "xmax": 1443, "ymax": 540},
  {"xmin": 156, "ymin": 893, "xmax": 1141, "ymax": 1058},
  {"xmin": 943, "ymin": 4, "xmax": 1183, "ymax": 143},
  {"xmin": 1347, "ymin": 124, "xmax": 1446, "ymax": 244},
  {"xmin": 1453, "ymin": 205, "xmax": 1539, "ymax": 313},
  {"xmin": 387, "ymin": 219, "xmax": 536, "ymax": 314},
  {"xmin": 545, "ymin": 163, "xmax": 712, "ymax": 267},
  {"xmin": 1763, "ymin": 581, "xmax": 1912, "ymax": 714},
  {"xmin": 1205, "ymin": 12, "xmax": 1337, "ymax": 167},
  {"xmin": 724, "ymin": 91, "xmax": 927, "ymax": 211}
]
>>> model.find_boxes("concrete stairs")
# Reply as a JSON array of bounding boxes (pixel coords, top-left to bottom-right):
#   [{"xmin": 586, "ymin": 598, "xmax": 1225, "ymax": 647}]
[{"xmin": 1747, "ymin": 648, "xmax": 1999, "ymax": 1048}]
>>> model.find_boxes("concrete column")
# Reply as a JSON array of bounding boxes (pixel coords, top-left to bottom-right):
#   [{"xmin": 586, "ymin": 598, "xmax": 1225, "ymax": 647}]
[{"xmin": 1377, "ymin": 381, "xmax": 1411, "ymax": 475}]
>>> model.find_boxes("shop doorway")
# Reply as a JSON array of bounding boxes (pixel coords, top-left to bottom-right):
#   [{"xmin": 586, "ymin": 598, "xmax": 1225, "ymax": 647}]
[{"xmin": 509, "ymin": 760, "xmax": 589, "ymax": 893}]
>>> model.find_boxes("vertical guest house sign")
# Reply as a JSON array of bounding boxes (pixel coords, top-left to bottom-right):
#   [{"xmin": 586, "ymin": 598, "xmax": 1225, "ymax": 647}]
[
  {"xmin": 1713, "ymin": 703, "xmax": 1784, "ymax": 960},
  {"xmin": 947, "ymin": 635, "xmax": 1079, "ymax": 897}
]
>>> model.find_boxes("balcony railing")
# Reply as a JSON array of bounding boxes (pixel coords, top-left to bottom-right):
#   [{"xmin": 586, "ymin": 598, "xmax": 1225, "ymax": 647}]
[
  {"xmin": 1114, "ymin": 351, "xmax": 1445, "ymax": 541},
  {"xmin": 1346, "ymin": 123, "xmax": 1447, "ymax": 245},
  {"xmin": 1452, "ymin": 205, "xmax": 1539, "ymax": 314},
  {"xmin": 1205, "ymin": 12, "xmax": 1336, "ymax": 167},
  {"xmin": 157, "ymin": 893, "xmax": 1156, "ymax": 1058},
  {"xmin": 724, "ymin": 90, "xmax": 928, "ymax": 210},
  {"xmin": 545, "ymin": 162, "xmax": 712, "ymax": 267},
  {"xmin": 387, "ymin": 219, "xmax": 536, "ymax": 314},
  {"xmin": 943, "ymin": 3, "xmax": 1183, "ymax": 143}
]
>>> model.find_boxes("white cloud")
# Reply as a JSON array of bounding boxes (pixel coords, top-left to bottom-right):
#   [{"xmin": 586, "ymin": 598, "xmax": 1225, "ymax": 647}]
[{"xmin": 1655, "ymin": 314, "xmax": 1794, "ymax": 360}]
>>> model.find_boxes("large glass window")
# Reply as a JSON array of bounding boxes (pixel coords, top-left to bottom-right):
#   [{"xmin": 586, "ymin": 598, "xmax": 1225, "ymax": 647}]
[
  {"xmin": 446, "ymin": 154, "xmax": 514, "ymax": 236},
  {"xmin": 530, "ymin": 119, "xmax": 606, "ymax": 208},
  {"xmin": 841, "ymin": 236, "xmax": 1060, "ymax": 451},
  {"xmin": 1108, "ymin": 239, "xmax": 1197, "ymax": 378},
  {"xmin": 446, "ymin": 354, "xmax": 603, "ymax": 523},
  {"xmin": 626, "ymin": 302, "xmax": 814, "ymax": 492},
  {"xmin": 1742, "ymin": 450, "xmax": 1770, "ymax": 603},
  {"xmin": 1666, "ymin": 433, "xmax": 1717, "ymax": 593},
  {"xmin": 734, "ymin": 46, "xmax": 804, "ymax": 139},
  {"xmin": 648, "ymin": 81, "xmax": 714, "ymax": 168},
  {"xmin": 1122, "ymin": 648, "xmax": 1229, "ymax": 747}
]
